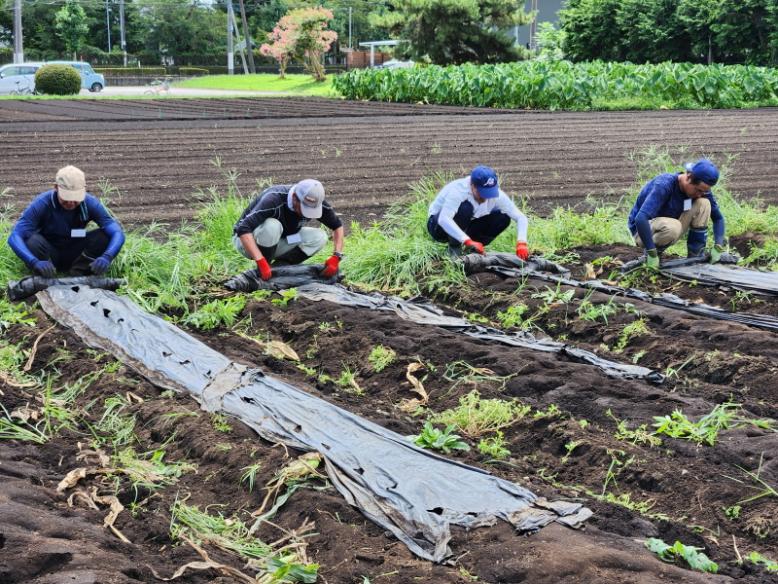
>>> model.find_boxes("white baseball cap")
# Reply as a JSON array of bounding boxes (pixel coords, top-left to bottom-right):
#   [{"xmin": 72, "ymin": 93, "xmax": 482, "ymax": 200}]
[{"xmin": 294, "ymin": 179, "xmax": 325, "ymax": 219}]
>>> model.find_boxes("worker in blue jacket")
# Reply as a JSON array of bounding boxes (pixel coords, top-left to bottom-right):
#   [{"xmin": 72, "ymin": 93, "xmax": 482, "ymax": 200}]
[
  {"xmin": 627, "ymin": 159, "xmax": 725, "ymax": 270},
  {"xmin": 7, "ymin": 166, "xmax": 125, "ymax": 277}
]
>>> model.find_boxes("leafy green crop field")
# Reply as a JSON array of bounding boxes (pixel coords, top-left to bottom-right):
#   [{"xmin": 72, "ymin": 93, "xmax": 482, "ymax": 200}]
[{"xmin": 333, "ymin": 60, "xmax": 778, "ymax": 111}]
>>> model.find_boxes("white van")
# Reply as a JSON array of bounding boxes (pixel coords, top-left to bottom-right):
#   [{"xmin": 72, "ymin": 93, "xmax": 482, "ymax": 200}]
[{"xmin": 0, "ymin": 63, "xmax": 42, "ymax": 95}]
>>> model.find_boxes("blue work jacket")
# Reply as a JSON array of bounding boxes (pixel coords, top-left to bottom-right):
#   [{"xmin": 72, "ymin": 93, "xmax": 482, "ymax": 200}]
[
  {"xmin": 627, "ymin": 173, "xmax": 725, "ymax": 249},
  {"xmin": 7, "ymin": 190, "xmax": 125, "ymax": 267}
]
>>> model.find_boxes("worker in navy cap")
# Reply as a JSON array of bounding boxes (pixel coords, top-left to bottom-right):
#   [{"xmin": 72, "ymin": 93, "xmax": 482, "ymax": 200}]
[
  {"xmin": 427, "ymin": 165, "xmax": 530, "ymax": 259},
  {"xmin": 628, "ymin": 158, "xmax": 726, "ymax": 269}
]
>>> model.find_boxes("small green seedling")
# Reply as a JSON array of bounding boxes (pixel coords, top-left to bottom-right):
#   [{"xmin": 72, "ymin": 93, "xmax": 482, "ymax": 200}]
[
  {"xmin": 412, "ymin": 422, "xmax": 470, "ymax": 454},
  {"xmin": 241, "ymin": 463, "xmax": 262, "ymax": 492},
  {"xmin": 496, "ymin": 304, "xmax": 529, "ymax": 328},
  {"xmin": 211, "ymin": 413, "xmax": 233, "ymax": 433},
  {"xmin": 368, "ymin": 345, "xmax": 396, "ymax": 372},
  {"xmin": 477, "ymin": 431, "xmax": 511, "ymax": 459},
  {"xmin": 645, "ymin": 538, "xmax": 718, "ymax": 573},
  {"xmin": 748, "ymin": 551, "xmax": 778, "ymax": 573},
  {"xmin": 271, "ymin": 288, "xmax": 298, "ymax": 308}
]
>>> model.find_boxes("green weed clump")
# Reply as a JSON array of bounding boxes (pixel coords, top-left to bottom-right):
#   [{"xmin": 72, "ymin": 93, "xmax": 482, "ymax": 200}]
[
  {"xmin": 182, "ymin": 296, "xmax": 247, "ymax": 330},
  {"xmin": 367, "ymin": 345, "xmax": 396, "ymax": 372},
  {"xmin": 477, "ymin": 431, "xmax": 511, "ymax": 459},
  {"xmin": 412, "ymin": 421, "xmax": 470, "ymax": 454},
  {"xmin": 430, "ymin": 390, "xmax": 531, "ymax": 438},
  {"xmin": 652, "ymin": 402, "xmax": 772, "ymax": 446},
  {"xmin": 645, "ymin": 538, "xmax": 718, "ymax": 573}
]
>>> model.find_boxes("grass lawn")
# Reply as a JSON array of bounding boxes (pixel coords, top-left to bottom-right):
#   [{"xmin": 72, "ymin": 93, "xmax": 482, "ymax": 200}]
[{"xmin": 175, "ymin": 74, "xmax": 337, "ymax": 96}]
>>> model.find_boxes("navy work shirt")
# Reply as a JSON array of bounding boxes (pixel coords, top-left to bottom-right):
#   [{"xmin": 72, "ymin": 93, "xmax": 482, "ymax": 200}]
[
  {"xmin": 627, "ymin": 173, "xmax": 725, "ymax": 249},
  {"xmin": 7, "ymin": 190, "xmax": 125, "ymax": 267}
]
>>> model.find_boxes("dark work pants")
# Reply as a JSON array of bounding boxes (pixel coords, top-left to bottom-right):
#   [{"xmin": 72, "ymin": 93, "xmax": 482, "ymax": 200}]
[
  {"xmin": 427, "ymin": 201, "xmax": 511, "ymax": 246},
  {"xmin": 25, "ymin": 230, "xmax": 110, "ymax": 275}
]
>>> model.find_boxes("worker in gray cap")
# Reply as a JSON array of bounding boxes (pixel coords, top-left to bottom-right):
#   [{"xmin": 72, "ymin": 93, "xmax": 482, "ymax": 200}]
[
  {"xmin": 7, "ymin": 165, "xmax": 125, "ymax": 277},
  {"xmin": 233, "ymin": 179, "xmax": 345, "ymax": 280}
]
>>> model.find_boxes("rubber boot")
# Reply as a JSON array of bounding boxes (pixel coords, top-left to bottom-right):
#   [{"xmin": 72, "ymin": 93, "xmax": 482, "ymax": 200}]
[
  {"xmin": 447, "ymin": 243, "xmax": 463, "ymax": 258},
  {"xmin": 273, "ymin": 246, "xmax": 309, "ymax": 266},
  {"xmin": 259, "ymin": 245, "xmax": 277, "ymax": 263},
  {"xmin": 687, "ymin": 228, "xmax": 707, "ymax": 258}
]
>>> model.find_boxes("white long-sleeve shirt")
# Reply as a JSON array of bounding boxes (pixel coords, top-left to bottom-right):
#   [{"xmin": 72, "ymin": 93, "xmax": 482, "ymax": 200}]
[{"xmin": 428, "ymin": 177, "xmax": 528, "ymax": 243}]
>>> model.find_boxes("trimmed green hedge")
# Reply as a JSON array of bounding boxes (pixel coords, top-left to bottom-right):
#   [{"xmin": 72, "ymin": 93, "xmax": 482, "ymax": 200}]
[
  {"xmin": 333, "ymin": 60, "xmax": 778, "ymax": 110},
  {"xmin": 35, "ymin": 64, "xmax": 81, "ymax": 95}
]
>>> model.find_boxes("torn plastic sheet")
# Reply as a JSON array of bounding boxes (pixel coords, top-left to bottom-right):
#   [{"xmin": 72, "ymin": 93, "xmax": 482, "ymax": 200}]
[
  {"xmin": 224, "ymin": 264, "xmax": 337, "ymax": 292},
  {"xmin": 6, "ymin": 276, "xmax": 126, "ymax": 301},
  {"xmin": 661, "ymin": 262, "xmax": 778, "ymax": 295},
  {"xmin": 620, "ymin": 252, "xmax": 739, "ymax": 274},
  {"xmin": 294, "ymin": 283, "xmax": 665, "ymax": 384},
  {"xmin": 464, "ymin": 253, "xmax": 778, "ymax": 333},
  {"xmin": 36, "ymin": 285, "xmax": 592, "ymax": 563}
]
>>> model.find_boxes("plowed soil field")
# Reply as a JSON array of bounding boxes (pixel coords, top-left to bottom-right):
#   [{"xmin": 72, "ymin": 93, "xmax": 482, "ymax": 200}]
[
  {"xmin": 1, "ymin": 98, "xmax": 777, "ymax": 227},
  {"xmin": 3, "ymin": 99, "xmax": 778, "ymax": 583}
]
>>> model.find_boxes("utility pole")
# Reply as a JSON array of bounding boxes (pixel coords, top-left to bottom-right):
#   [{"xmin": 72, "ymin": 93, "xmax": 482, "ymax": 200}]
[
  {"xmin": 105, "ymin": 0, "xmax": 112, "ymax": 53},
  {"xmin": 230, "ymin": 9, "xmax": 248, "ymax": 74},
  {"xmin": 237, "ymin": 0, "xmax": 256, "ymax": 74},
  {"xmin": 227, "ymin": 1, "xmax": 235, "ymax": 75},
  {"xmin": 13, "ymin": 0, "xmax": 23, "ymax": 63},
  {"xmin": 529, "ymin": 0, "xmax": 538, "ymax": 51},
  {"xmin": 119, "ymin": 0, "xmax": 127, "ymax": 66},
  {"xmin": 348, "ymin": 7, "xmax": 352, "ymax": 49}
]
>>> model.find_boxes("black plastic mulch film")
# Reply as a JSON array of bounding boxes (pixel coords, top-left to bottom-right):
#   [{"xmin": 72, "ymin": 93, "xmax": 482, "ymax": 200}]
[
  {"xmin": 465, "ymin": 254, "xmax": 778, "ymax": 334},
  {"xmin": 223, "ymin": 262, "xmax": 664, "ymax": 383},
  {"xmin": 37, "ymin": 284, "xmax": 592, "ymax": 563}
]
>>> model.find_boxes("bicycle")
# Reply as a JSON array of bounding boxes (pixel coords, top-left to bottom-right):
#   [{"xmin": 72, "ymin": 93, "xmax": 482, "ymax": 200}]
[
  {"xmin": 143, "ymin": 77, "xmax": 172, "ymax": 96},
  {"xmin": 9, "ymin": 80, "xmax": 33, "ymax": 96}
]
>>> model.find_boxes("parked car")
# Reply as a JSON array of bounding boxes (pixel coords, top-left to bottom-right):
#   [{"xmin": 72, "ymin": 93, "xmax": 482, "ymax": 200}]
[
  {"xmin": 0, "ymin": 62, "xmax": 42, "ymax": 95},
  {"xmin": 49, "ymin": 61, "xmax": 106, "ymax": 92},
  {"xmin": 376, "ymin": 59, "xmax": 414, "ymax": 69}
]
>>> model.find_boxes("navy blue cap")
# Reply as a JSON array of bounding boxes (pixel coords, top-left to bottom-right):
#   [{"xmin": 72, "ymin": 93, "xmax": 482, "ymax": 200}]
[
  {"xmin": 470, "ymin": 165, "xmax": 500, "ymax": 199},
  {"xmin": 684, "ymin": 159, "xmax": 719, "ymax": 186}
]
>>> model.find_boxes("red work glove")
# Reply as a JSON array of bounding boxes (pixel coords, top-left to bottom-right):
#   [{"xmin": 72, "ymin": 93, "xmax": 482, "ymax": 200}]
[
  {"xmin": 321, "ymin": 255, "xmax": 341, "ymax": 278},
  {"xmin": 256, "ymin": 257, "xmax": 272, "ymax": 281},
  {"xmin": 516, "ymin": 241, "xmax": 529, "ymax": 261},
  {"xmin": 463, "ymin": 239, "xmax": 485, "ymax": 254}
]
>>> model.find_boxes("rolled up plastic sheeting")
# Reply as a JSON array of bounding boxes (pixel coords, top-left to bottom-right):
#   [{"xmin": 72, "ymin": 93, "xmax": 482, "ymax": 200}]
[
  {"xmin": 36, "ymin": 285, "xmax": 592, "ymax": 563},
  {"xmin": 6, "ymin": 275, "xmax": 127, "ymax": 301},
  {"xmin": 465, "ymin": 253, "xmax": 778, "ymax": 333},
  {"xmin": 462, "ymin": 253, "xmax": 571, "ymax": 277},
  {"xmin": 295, "ymin": 283, "xmax": 665, "ymax": 384},
  {"xmin": 224, "ymin": 264, "xmax": 337, "ymax": 292}
]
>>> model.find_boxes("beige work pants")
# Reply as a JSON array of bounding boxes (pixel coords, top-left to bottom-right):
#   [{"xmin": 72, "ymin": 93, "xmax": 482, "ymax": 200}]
[
  {"xmin": 232, "ymin": 218, "xmax": 328, "ymax": 259},
  {"xmin": 634, "ymin": 198, "xmax": 711, "ymax": 248}
]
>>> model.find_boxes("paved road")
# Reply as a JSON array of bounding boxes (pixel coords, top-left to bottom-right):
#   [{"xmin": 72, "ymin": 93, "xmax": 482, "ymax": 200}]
[{"xmin": 86, "ymin": 86, "xmax": 291, "ymax": 97}]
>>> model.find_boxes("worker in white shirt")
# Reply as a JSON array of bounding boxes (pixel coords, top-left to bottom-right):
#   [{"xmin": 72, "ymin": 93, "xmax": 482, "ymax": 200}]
[{"xmin": 427, "ymin": 165, "xmax": 530, "ymax": 259}]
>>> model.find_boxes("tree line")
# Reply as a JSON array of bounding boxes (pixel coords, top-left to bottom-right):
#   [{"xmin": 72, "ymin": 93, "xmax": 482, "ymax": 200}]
[
  {"xmin": 2, "ymin": 0, "xmax": 776, "ymax": 68},
  {"xmin": 559, "ymin": 0, "xmax": 778, "ymax": 66}
]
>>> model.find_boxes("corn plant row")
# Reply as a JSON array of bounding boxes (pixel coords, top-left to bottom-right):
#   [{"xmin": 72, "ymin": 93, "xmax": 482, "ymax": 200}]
[{"xmin": 333, "ymin": 60, "xmax": 778, "ymax": 110}]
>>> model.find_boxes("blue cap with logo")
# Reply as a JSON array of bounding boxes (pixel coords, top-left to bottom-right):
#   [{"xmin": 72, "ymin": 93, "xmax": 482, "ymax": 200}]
[
  {"xmin": 470, "ymin": 165, "xmax": 500, "ymax": 199},
  {"xmin": 684, "ymin": 159, "xmax": 719, "ymax": 187}
]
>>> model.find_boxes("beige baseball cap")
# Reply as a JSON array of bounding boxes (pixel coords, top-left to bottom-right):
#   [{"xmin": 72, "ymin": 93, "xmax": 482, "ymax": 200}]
[
  {"xmin": 55, "ymin": 165, "xmax": 86, "ymax": 202},
  {"xmin": 294, "ymin": 179, "xmax": 325, "ymax": 219}
]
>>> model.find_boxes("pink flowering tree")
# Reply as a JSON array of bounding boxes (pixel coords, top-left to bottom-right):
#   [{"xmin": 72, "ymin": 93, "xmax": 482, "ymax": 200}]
[
  {"xmin": 260, "ymin": 24, "xmax": 296, "ymax": 79},
  {"xmin": 262, "ymin": 7, "xmax": 337, "ymax": 82}
]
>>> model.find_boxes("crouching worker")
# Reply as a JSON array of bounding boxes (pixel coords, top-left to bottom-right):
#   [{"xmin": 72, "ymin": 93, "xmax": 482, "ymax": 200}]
[
  {"xmin": 232, "ymin": 179, "xmax": 345, "ymax": 281},
  {"xmin": 628, "ymin": 159, "xmax": 726, "ymax": 270},
  {"xmin": 7, "ymin": 165, "xmax": 125, "ymax": 277},
  {"xmin": 427, "ymin": 165, "xmax": 529, "ymax": 259}
]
